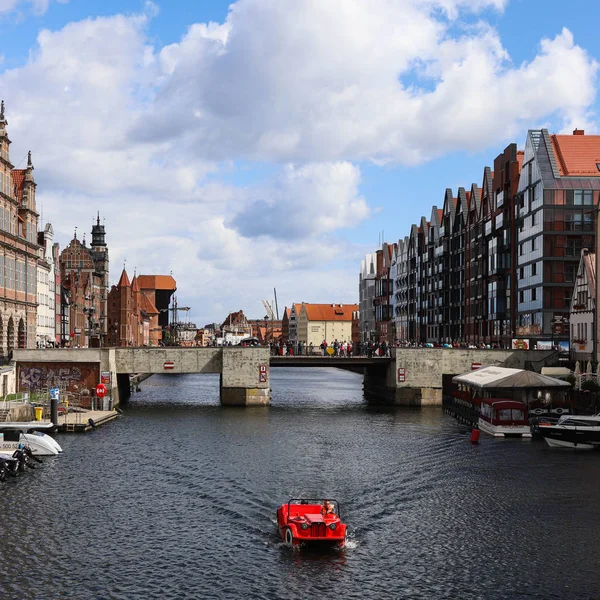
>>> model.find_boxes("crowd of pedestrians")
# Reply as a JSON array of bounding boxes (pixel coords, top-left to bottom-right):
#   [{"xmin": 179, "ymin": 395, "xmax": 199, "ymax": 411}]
[{"xmin": 270, "ymin": 339, "xmax": 392, "ymax": 357}]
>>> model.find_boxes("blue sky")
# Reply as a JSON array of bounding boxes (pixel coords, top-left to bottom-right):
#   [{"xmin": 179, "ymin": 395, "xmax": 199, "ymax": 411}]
[{"xmin": 0, "ymin": 0, "xmax": 598, "ymax": 323}]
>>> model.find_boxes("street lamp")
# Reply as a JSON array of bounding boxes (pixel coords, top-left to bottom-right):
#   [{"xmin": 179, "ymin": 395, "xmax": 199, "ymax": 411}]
[{"xmin": 83, "ymin": 306, "xmax": 96, "ymax": 348}]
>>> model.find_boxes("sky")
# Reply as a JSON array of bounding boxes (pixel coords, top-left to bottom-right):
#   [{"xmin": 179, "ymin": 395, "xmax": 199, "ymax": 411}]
[{"xmin": 0, "ymin": 0, "xmax": 598, "ymax": 325}]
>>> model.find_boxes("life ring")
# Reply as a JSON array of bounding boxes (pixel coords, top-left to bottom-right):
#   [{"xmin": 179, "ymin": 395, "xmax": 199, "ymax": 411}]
[
  {"xmin": 555, "ymin": 408, "xmax": 565, "ymax": 415},
  {"xmin": 533, "ymin": 408, "xmax": 544, "ymax": 415},
  {"xmin": 284, "ymin": 528, "xmax": 294, "ymax": 545}
]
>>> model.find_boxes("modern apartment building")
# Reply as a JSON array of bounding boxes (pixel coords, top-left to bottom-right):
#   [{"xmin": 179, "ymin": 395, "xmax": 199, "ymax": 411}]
[
  {"xmin": 363, "ymin": 129, "xmax": 600, "ymax": 350},
  {"xmin": 515, "ymin": 129, "xmax": 600, "ymax": 349}
]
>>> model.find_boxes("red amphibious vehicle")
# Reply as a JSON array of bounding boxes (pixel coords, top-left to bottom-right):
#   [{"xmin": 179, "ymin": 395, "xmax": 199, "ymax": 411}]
[{"xmin": 277, "ymin": 499, "xmax": 347, "ymax": 547}]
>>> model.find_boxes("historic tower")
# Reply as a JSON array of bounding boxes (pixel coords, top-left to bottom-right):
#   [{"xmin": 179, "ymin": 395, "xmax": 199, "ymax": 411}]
[{"xmin": 90, "ymin": 213, "xmax": 109, "ymax": 341}]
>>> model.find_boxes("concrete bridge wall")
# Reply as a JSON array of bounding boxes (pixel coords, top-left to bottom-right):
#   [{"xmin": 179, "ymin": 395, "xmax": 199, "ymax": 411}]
[
  {"xmin": 13, "ymin": 347, "xmax": 271, "ymax": 407},
  {"xmin": 13, "ymin": 347, "xmax": 559, "ymax": 408}
]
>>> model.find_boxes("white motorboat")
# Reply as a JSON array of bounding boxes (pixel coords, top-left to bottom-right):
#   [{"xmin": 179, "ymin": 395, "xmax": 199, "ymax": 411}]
[
  {"xmin": 0, "ymin": 421, "xmax": 57, "ymax": 433},
  {"xmin": 539, "ymin": 414, "xmax": 600, "ymax": 449},
  {"xmin": 0, "ymin": 428, "xmax": 62, "ymax": 456}
]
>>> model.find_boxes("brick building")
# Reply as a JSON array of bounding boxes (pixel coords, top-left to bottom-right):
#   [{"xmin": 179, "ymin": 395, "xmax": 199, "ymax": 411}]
[
  {"xmin": 107, "ymin": 269, "xmax": 161, "ymax": 346},
  {"xmin": 59, "ymin": 216, "xmax": 109, "ymax": 347},
  {"xmin": 0, "ymin": 101, "xmax": 40, "ymax": 353}
]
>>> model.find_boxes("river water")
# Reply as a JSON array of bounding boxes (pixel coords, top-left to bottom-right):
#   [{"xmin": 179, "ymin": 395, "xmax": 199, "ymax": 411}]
[{"xmin": 2, "ymin": 367, "xmax": 600, "ymax": 599}]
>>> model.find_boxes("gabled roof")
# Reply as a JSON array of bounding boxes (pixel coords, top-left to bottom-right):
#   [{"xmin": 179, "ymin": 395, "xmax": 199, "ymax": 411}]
[
  {"xmin": 302, "ymin": 303, "xmax": 359, "ymax": 322},
  {"xmin": 470, "ymin": 184, "xmax": 481, "ymax": 216},
  {"xmin": 550, "ymin": 131, "xmax": 600, "ymax": 176},
  {"xmin": 141, "ymin": 292, "xmax": 159, "ymax": 315},
  {"xmin": 480, "ymin": 166, "xmax": 493, "ymax": 216},
  {"xmin": 12, "ymin": 169, "xmax": 24, "ymax": 200}
]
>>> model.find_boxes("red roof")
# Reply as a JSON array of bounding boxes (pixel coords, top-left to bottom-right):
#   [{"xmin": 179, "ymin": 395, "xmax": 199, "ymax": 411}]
[
  {"xmin": 136, "ymin": 275, "xmax": 177, "ymax": 291},
  {"xmin": 117, "ymin": 269, "xmax": 131, "ymax": 288},
  {"xmin": 12, "ymin": 169, "xmax": 24, "ymax": 200},
  {"xmin": 302, "ymin": 304, "xmax": 359, "ymax": 322},
  {"xmin": 131, "ymin": 276, "xmax": 140, "ymax": 293},
  {"xmin": 141, "ymin": 292, "xmax": 159, "ymax": 315},
  {"xmin": 550, "ymin": 131, "xmax": 600, "ymax": 176}
]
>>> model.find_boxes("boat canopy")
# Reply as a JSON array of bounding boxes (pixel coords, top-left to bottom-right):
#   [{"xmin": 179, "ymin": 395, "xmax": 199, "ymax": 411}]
[{"xmin": 453, "ymin": 366, "xmax": 571, "ymax": 390}]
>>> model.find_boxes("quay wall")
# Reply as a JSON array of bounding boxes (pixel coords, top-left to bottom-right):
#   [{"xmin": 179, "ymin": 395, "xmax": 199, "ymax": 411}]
[{"xmin": 389, "ymin": 349, "xmax": 555, "ymax": 406}]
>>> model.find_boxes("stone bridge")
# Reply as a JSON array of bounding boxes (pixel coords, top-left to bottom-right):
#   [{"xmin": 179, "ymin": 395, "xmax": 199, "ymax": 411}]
[{"xmin": 12, "ymin": 347, "xmax": 558, "ymax": 406}]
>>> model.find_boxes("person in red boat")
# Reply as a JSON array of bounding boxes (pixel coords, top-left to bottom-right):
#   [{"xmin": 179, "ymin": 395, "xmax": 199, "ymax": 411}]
[{"xmin": 321, "ymin": 500, "xmax": 335, "ymax": 515}]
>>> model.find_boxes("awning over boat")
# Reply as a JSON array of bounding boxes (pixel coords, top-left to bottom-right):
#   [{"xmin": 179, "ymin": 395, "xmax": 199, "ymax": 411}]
[{"xmin": 453, "ymin": 366, "xmax": 571, "ymax": 390}]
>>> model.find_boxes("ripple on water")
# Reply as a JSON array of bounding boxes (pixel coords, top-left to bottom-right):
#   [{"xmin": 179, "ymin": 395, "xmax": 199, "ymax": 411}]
[{"xmin": 2, "ymin": 368, "xmax": 600, "ymax": 599}]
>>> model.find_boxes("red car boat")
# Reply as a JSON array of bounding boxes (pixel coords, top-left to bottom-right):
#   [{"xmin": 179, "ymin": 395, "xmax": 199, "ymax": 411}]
[{"xmin": 277, "ymin": 499, "xmax": 347, "ymax": 547}]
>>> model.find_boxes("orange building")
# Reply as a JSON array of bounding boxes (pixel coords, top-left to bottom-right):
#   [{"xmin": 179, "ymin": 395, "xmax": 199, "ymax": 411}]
[
  {"xmin": 106, "ymin": 269, "xmax": 162, "ymax": 346},
  {"xmin": 136, "ymin": 275, "xmax": 177, "ymax": 340}
]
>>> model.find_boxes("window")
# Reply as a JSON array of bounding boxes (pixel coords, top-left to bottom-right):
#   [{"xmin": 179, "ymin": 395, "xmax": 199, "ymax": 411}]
[
  {"xmin": 519, "ymin": 291, "xmax": 524, "ymax": 303},
  {"xmin": 520, "ymin": 267, "xmax": 524, "ymax": 280},
  {"xmin": 520, "ymin": 244, "xmax": 524, "ymax": 256},
  {"xmin": 531, "ymin": 237, "xmax": 537, "ymax": 251},
  {"xmin": 532, "ymin": 262, "xmax": 537, "ymax": 276},
  {"xmin": 531, "ymin": 212, "xmax": 536, "ymax": 226},
  {"xmin": 531, "ymin": 288, "xmax": 537, "ymax": 301}
]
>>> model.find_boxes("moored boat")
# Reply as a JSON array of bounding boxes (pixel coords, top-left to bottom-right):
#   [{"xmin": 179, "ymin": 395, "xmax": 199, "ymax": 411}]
[
  {"xmin": 0, "ymin": 428, "xmax": 62, "ymax": 456},
  {"xmin": 478, "ymin": 398, "xmax": 532, "ymax": 438},
  {"xmin": 539, "ymin": 414, "xmax": 600, "ymax": 449}
]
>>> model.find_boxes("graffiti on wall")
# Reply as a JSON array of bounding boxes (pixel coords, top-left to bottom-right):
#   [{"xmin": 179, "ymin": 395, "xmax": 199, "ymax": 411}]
[{"xmin": 18, "ymin": 362, "xmax": 100, "ymax": 394}]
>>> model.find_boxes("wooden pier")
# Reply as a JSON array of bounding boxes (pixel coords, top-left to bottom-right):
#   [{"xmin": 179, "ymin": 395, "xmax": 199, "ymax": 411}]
[{"xmin": 56, "ymin": 409, "xmax": 120, "ymax": 433}]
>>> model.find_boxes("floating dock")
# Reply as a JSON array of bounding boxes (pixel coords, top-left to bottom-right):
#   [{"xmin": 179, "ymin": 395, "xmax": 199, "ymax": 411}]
[{"xmin": 56, "ymin": 409, "xmax": 120, "ymax": 433}]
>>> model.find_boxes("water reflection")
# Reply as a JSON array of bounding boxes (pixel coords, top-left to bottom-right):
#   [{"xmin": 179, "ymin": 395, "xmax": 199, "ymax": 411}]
[{"xmin": 1, "ymin": 368, "xmax": 600, "ymax": 599}]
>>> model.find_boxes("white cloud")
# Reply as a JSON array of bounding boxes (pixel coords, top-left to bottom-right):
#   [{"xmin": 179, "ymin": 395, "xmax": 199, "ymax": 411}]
[
  {"xmin": 0, "ymin": 0, "xmax": 598, "ymax": 322},
  {"xmin": 130, "ymin": 0, "xmax": 598, "ymax": 164},
  {"xmin": 231, "ymin": 162, "xmax": 369, "ymax": 239}
]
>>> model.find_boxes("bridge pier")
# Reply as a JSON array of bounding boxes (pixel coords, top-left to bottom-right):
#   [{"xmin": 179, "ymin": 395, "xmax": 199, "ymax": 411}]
[{"xmin": 220, "ymin": 348, "xmax": 270, "ymax": 406}]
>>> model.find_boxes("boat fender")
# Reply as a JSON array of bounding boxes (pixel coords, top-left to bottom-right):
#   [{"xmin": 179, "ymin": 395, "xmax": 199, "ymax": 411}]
[
  {"xmin": 470, "ymin": 428, "xmax": 480, "ymax": 444},
  {"xmin": 285, "ymin": 528, "xmax": 294, "ymax": 545},
  {"xmin": 115, "ymin": 407, "xmax": 123, "ymax": 415},
  {"xmin": 88, "ymin": 418, "xmax": 96, "ymax": 429}
]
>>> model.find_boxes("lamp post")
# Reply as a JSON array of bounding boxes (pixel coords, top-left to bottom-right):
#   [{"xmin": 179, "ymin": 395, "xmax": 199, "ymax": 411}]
[
  {"xmin": 99, "ymin": 314, "xmax": 105, "ymax": 347},
  {"xmin": 83, "ymin": 306, "xmax": 96, "ymax": 348}
]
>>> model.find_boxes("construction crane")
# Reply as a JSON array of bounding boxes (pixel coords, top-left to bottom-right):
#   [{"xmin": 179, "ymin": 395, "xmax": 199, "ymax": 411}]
[{"xmin": 262, "ymin": 300, "xmax": 275, "ymax": 320}]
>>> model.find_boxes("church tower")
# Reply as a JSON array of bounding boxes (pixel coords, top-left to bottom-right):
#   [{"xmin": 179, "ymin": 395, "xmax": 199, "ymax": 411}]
[{"xmin": 91, "ymin": 213, "xmax": 109, "ymax": 343}]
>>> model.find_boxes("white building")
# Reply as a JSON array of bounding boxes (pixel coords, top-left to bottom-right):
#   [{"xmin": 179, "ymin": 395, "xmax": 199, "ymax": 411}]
[
  {"xmin": 36, "ymin": 223, "xmax": 56, "ymax": 347},
  {"xmin": 570, "ymin": 248, "xmax": 595, "ymax": 362}
]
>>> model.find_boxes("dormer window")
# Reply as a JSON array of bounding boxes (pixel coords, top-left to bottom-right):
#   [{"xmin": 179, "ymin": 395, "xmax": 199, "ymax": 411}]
[{"xmin": 596, "ymin": 163, "xmax": 600, "ymax": 172}]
